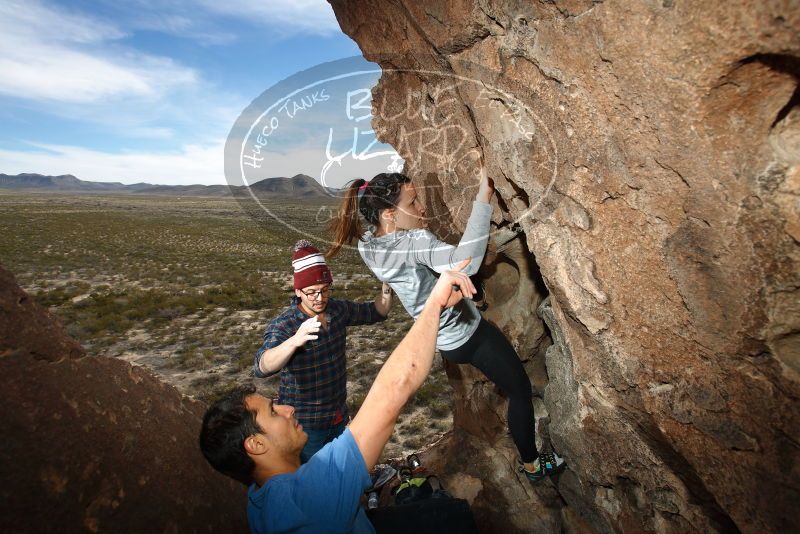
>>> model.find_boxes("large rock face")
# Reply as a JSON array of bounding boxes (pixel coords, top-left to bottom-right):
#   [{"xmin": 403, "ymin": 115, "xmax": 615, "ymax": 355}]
[
  {"xmin": 328, "ymin": 1, "xmax": 800, "ymax": 532},
  {"xmin": 0, "ymin": 266, "xmax": 247, "ymax": 533}
]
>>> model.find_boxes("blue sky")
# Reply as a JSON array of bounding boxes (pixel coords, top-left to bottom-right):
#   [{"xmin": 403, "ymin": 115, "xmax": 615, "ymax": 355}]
[{"xmin": 0, "ymin": 0, "xmax": 398, "ymax": 186}]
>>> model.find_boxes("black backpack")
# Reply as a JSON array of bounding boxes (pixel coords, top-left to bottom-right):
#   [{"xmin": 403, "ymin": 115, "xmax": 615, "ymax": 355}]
[
  {"xmin": 367, "ymin": 475, "xmax": 476, "ymax": 534},
  {"xmin": 366, "ymin": 496, "xmax": 477, "ymax": 534}
]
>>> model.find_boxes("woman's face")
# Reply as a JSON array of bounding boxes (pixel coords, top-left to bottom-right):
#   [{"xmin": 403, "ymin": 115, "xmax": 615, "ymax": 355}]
[{"xmin": 387, "ymin": 183, "xmax": 426, "ymax": 231}]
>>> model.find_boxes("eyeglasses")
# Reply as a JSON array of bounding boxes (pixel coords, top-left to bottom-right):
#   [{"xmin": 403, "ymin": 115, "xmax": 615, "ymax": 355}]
[{"xmin": 301, "ymin": 286, "xmax": 331, "ymax": 299}]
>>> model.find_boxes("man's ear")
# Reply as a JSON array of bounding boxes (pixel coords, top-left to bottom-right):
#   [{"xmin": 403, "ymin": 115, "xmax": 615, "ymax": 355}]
[{"xmin": 244, "ymin": 434, "xmax": 269, "ymax": 456}]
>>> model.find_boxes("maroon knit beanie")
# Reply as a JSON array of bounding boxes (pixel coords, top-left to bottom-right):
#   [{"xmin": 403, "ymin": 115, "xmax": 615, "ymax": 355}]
[{"xmin": 292, "ymin": 239, "xmax": 333, "ymax": 290}]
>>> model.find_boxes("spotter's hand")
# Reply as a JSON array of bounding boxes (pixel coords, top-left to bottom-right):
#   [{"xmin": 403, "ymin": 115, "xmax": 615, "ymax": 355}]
[
  {"xmin": 292, "ymin": 316, "xmax": 321, "ymax": 348},
  {"xmin": 430, "ymin": 258, "xmax": 477, "ymax": 309}
]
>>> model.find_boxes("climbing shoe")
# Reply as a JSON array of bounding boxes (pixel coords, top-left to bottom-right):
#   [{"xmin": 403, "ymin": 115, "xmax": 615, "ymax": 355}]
[
  {"xmin": 369, "ymin": 464, "xmax": 396, "ymax": 491},
  {"xmin": 518, "ymin": 451, "xmax": 566, "ymax": 482}
]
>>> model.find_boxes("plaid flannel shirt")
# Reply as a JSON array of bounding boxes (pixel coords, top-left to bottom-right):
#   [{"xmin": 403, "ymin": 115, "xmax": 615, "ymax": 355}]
[{"xmin": 254, "ymin": 297, "xmax": 386, "ymax": 430}]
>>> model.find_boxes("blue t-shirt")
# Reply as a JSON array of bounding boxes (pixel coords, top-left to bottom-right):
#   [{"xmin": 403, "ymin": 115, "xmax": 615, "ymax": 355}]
[{"xmin": 247, "ymin": 428, "xmax": 375, "ymax": 534}]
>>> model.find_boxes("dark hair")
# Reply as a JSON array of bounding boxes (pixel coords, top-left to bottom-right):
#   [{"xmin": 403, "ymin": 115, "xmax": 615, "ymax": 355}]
[
  {"xmin": 199, "ymin": 385, "xmax": 262, "ymax": 486},
  {"xmin": 326, "ymin": 172, "xmax": 411, "ymax": 257}
]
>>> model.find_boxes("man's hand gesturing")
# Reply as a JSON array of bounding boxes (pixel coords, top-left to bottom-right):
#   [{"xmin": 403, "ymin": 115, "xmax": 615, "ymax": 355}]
[{"xmin": 292, "ymin": 316, "xmax": 321, "ymax": 348}]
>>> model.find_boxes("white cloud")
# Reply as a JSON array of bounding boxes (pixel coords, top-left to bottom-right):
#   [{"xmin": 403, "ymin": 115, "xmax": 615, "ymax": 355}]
[
  {"xmin": 101, "ymin": 2, "xmax": 239, "ymax": 46},
  {"xmin": 197, "ymin": 0, "xmax": 341, "ymax": 36},
  {"xmin": 0, "ymin": 0, "xmax": 198, "ymax": 104},
  {"xmin": 87, "ymin": 0, "xmax": 342, "ymax": 42},
  {"xmin": 0, "ymin": 51, "xmax": 196, "ymax": 104},
  {"xmin": 0, "ymin": 139, "xmax": 399, "ymax": 187},
  {"xmin": 0, "ymin": 1, "xmax": 366, "ymax": 186},
  {"xmin": 0, "ymin": 142, "xmax": 225, "ymax": 185},
  {"xmin": 1, "ymin": 0, "xmax": 126, "ymax": 44}
]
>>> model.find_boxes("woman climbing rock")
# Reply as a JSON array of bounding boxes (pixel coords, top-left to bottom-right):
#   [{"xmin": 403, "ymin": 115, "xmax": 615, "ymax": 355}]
[{"xmin": 326, "ymin": 170, "xmax": 566, "ymax": 482}]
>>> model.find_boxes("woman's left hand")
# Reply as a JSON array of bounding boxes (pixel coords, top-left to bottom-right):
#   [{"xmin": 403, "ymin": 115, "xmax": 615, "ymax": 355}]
[
  {"xmin": 476, "ymin": 167, "xmax": 494, "ymax": 203},
  {"xmin": 375, "ymin": 282, "xmax": 393, "ymax": 316}
]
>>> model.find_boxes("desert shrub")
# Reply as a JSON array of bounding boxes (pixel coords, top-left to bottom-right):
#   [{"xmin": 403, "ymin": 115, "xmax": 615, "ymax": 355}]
[
  {"xmin": 190, "ymin": 374, "xmax": 218, "ymax": 389},
  {"xmin": 32, "ymin": 281, "xmax": 91, "ymax": 307},
  {"xmin": 175, "ymin": 344, "xmax": 202, "ymax": 368},
  {"xmin": 162, "ymin": 333, "xmax": 180, "ymax": 345},
  {"xmin": 404, "ymin": 416, "xmax": 425, "ymax": 434},
  {"xmin": 347, "ymin": 358, "xmax": 374, "ymax": 380},
  {"xmin": 412, "ymin": 380, "xmax": 449, "ymax": 407},
  {"xmin": 64, "ymin": 322, "xmax": 86, "ymax": 339},
  {"xmin": 192, "ymin": 377, "xmax": 240, "ymax": 403},
  {"xmin": 402, "ymin": 435, "xmax": 425, "ymax": 450},
  {"xmin": 157, "ymin": 307, "xmax": 185, "ymax": 320},
  {"xmin": 429, "ymin": 399, "xmax": 451, "ymax": 418},
  {"xmin": 234, "ymin": 349, "xmax": 256, "ymax": 373},
  {"xmin": 432, "ymin": 419, "xmax": 450, "ymax": 432},
  {"xmin": 347, "ymin": 392, "xmax": 367, "ymax": 415}
]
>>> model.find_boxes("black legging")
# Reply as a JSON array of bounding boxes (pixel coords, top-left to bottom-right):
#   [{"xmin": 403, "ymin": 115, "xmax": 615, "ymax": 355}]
[{"xmin": 440, "ymin": 318, "xmax": 538, "ymax": 462}]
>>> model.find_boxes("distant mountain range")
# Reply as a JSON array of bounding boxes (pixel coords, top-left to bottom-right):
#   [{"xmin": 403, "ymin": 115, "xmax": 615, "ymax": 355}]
[{"xmin": 0, "ymin": 173, "xmax": 338, "ymax": 198}]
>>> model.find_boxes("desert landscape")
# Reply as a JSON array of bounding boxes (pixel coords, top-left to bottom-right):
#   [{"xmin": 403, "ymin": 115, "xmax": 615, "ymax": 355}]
[
  {"xmin": 3, "ymin": 1, "xmax": 797, "ymax": 531},
  {"xmin": 0, "ymin": 191, "xmax": 451, "ymax": 459}
]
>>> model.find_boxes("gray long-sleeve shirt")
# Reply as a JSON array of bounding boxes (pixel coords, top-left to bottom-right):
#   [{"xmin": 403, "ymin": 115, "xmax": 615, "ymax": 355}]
[{"xmin": 358, "ymin": 201, "xmax": 493, "ymax": 351}]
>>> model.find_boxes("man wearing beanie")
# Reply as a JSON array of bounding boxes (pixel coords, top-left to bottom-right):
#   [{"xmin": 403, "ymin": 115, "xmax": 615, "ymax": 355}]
[{"xmin": 254, "ymin": 239, "xmax": 393, "ymax": 462}]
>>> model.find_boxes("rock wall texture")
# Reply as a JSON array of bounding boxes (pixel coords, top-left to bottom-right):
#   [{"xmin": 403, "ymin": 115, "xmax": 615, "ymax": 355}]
[
  {"xmin": 0, "ymin": 266, "xmax": 247, "ymax": 533},
  {"xmin": 329, "ymin": 1, "xmax": 800, "ymax": 532}
]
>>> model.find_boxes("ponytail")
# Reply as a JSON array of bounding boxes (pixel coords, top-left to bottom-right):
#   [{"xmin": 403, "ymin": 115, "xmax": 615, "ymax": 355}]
[
  {"xmin": 326, "ymin": 179, "xmax": 365, "ymax": 258},
  {"xmin": 326, "ymin": 173, "xmax": 411, "ymax": 258}
]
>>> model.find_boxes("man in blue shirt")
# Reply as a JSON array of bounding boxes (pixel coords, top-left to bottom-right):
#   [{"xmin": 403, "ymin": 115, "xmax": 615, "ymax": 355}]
[{"xmin": 199, "ymin": 260, "xmax": 477, "ymax": 534}]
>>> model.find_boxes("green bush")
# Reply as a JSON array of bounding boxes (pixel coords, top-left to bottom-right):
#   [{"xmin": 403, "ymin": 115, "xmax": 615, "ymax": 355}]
[
  {"xmin": 429, "ymin": 399, "xmax": 451, "ymax": 418},
  {"xmin": 412, "ymin": 380, "xmax": 449, "ymax": 406},
  {"xmin": 347, "ymin": 392, "xmax": 367, "ymax": 414}
]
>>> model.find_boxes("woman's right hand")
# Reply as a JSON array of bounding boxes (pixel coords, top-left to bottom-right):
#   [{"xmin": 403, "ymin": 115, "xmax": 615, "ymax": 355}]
[{"xmin": 476, "ymin": 167, "xmax": 494, "ymax": 204}]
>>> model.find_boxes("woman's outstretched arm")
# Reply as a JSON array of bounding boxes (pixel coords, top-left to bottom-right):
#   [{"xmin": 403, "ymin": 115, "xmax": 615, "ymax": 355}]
[{"xmin": 415, "ymin": 172, "xmax": 495, "ymax": 275}]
